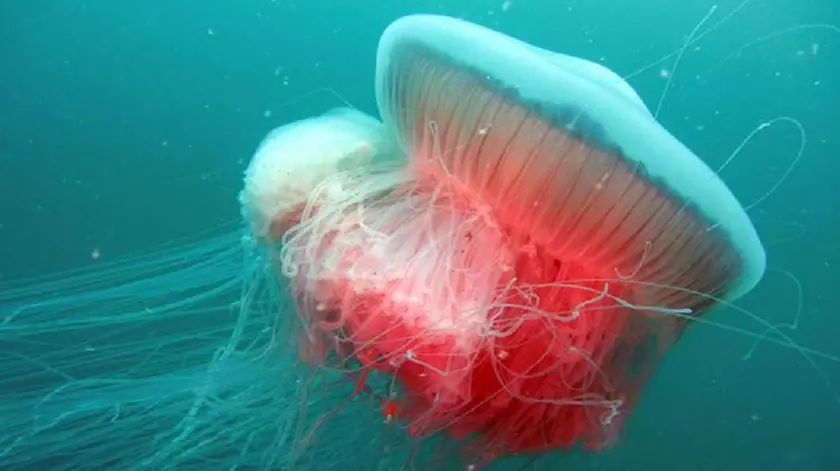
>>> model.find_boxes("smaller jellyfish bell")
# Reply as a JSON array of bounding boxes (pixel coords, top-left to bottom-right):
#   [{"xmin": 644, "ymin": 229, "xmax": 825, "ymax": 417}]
[{"xmin": 239, "ymin": 107, "xmax": 399, "ymax": 241}]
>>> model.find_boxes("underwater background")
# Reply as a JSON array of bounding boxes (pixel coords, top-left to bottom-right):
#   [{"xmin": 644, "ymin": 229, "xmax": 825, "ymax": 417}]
[{"xmin": 1, "ymin": 0, "xmax": 839, "ymax": 470}]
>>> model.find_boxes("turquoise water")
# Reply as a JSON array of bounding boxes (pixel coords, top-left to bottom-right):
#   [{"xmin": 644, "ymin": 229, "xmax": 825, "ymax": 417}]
[{"xmin": 1, "ymin": 1, "xmax": 838, "ymax": 469}]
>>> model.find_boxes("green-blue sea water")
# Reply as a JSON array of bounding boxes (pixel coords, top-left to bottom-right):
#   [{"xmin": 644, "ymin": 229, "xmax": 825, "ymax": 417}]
[{"xmin": 1, "ymin": 1, "xmax": 838, "ymax": 470}]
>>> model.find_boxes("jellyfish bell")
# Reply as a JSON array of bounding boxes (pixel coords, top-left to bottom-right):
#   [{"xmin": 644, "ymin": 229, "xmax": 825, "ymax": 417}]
[
  {"xmin": 240, "ymin": 107, "xmax": 399, "ymax": 242},
  {"xmin": 282, "ymin": 14, "xmax": 768, "ymax": 465},
  {"xmin": 375, "ymin": 14, "xmax": 766, "ymax": 305}
]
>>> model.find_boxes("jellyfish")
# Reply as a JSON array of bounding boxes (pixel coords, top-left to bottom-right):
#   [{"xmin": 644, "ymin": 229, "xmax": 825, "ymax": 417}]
[
  {"xmin": 278, "ymin": 14, "xmax": 767, "ymax": 466},
  {"xmin": 1, "ymin": 11, "xmax": 827, "ymax": 471}
]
